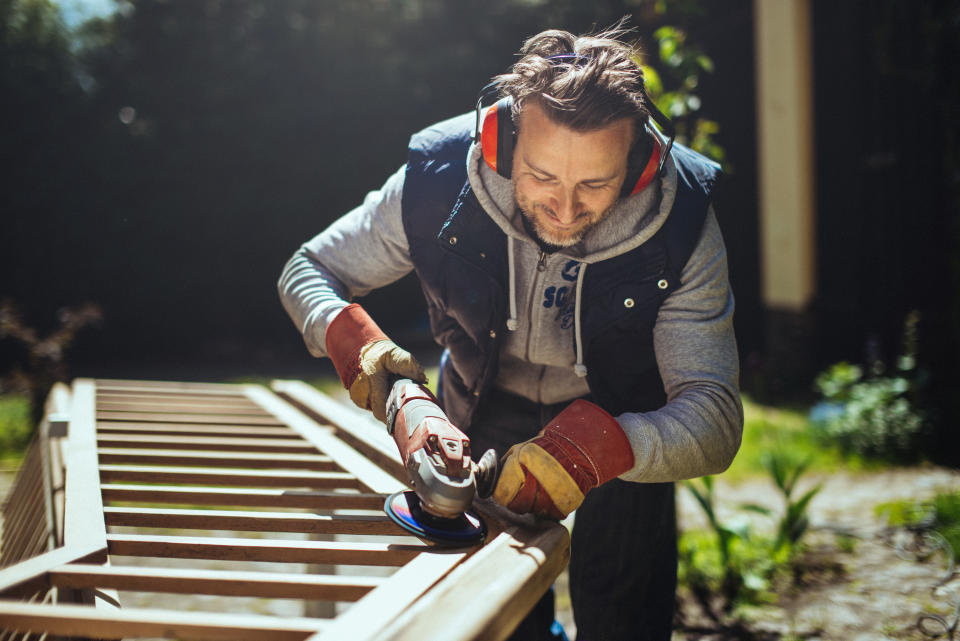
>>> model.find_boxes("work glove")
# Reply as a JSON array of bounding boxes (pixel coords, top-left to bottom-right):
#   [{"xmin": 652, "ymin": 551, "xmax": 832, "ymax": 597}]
[
  {"xmin": 325, "ymin": 303, "xmax": 426, "ymax": 423},
  {"xmin": 493, "ymin": 399, "xmax": 634, "ymax": 520}
]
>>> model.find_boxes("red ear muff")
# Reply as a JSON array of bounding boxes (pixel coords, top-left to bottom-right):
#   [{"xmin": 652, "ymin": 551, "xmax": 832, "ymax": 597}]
[
  {"xmin": 628, "ymin": 135, "xmax": 663, "ymax": 196},
  {"xmin": 480, "ymin": 97, "xmax": 514, "ymax": 179}
]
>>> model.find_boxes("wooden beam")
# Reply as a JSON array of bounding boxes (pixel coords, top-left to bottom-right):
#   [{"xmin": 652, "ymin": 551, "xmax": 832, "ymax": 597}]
[
  {"xmin": 372, "ymin": 524, "xmax": 570, "ymax": 641},
  {"xmin": 50, "ymin": 564, "xmax": 384, "ymax": 601},
  {"xmin": 97, "ymin": 433, "xmax": 317, "ymax": 452},
  {"xmin": 100, "ymin": 484, "xmax": 386, "ymax": 510},
  {"xmin": 103, "ymin": 507, "xmax": 408, "ymax": 536},
  {"xmin": 0, "ymin": 602, "xmax": 322, "ymax": 641},
  {"xmin": 98, "ymin": 465, "xmax": 363, "ymax": 489},
  {"xmin": 107, "ymin": 534, "xmax": 427, "ymax": 566},
  {"xmin": 97, "ymin": 448, "xmax": 337, "ymax": 470},
  {"xmin": 62, "ymin": 379, "xmax": 108, "ymax": 564},
  {"xmin": 244, "ymin": 386, "xmax": 405, "ymax": 495},
  {"xmin": 271, "ymin": 380, "xmax": 406, "ymax": 483}
]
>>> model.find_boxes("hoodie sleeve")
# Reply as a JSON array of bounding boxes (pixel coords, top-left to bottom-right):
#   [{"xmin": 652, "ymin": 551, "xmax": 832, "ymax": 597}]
[
  {"xmin": 616, "ymin": 207, "xmax": 744, "ymax": 482},
  {"xmin": 277, "ymin": 165, "xmax": 413, "ymax": 357}
]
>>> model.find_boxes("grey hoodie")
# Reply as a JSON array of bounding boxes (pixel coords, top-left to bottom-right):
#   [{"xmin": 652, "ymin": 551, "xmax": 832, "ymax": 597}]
[{"xmin": 278, "ymin": 133, "xmax": 743, "ymax": 483}]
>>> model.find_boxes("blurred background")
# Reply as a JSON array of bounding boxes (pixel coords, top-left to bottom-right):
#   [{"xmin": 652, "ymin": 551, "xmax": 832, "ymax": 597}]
[{"xmin": 1, "ymin": 0, "xmax": 958, "ymax": 463}]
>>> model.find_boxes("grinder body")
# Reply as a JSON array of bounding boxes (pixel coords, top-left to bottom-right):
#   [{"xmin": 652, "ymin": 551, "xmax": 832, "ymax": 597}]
[{"xmin": 385, "ymin": 378, "xmax": 497, "ymax": 520}]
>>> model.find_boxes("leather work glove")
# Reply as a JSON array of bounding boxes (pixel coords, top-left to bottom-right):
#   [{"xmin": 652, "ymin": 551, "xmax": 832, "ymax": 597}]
[
  {"xmin": 493, "ymin": 399, "xmax": 635, "ymax": 520},
  {"xmin": 325, "ymin": 304, "xmax": 426, "ymax": 423}
]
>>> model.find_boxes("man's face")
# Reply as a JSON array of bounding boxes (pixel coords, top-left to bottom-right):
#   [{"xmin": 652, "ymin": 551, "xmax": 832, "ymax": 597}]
[{"xmin": 512, "ymin": 101, "xmax": 633, "ymax": 249}]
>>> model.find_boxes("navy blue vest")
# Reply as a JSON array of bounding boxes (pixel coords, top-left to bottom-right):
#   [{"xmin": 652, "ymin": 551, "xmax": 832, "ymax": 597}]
[{"xmin": 401, "ymin": 112, "xmax": 721, "ymax": 429}]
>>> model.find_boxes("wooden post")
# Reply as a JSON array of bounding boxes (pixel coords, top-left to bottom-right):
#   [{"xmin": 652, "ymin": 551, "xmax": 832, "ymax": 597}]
[{"xmin": 754, "ymin": 0, "xmax": 818, "ymax": 385}]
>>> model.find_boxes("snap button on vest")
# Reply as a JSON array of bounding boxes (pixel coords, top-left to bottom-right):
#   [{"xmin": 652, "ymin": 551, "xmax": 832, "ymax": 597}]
[
  {"xmin": 489, "ymin": 330, "xmax": 496, "ymax": 339},
  {"xmin": 624, "ymin": 298, "xmax": 635, "ymax": 308},
  {"xmin": 657, "ymin": 279, "xmax": 669, "ymax": 290},
  {"xmin": 449, "ymin": 236, "xmax": 458, "ymax": 246}
]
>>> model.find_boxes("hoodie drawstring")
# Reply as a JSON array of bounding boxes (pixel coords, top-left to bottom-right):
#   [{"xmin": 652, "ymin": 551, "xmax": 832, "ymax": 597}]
[
  {"xmin": 506, "ymin": 236, "xmax": 519, "ymax": 331},
  {"xmin": 573, "ymin": 262, "xmax": 588, "ymax": 377}
]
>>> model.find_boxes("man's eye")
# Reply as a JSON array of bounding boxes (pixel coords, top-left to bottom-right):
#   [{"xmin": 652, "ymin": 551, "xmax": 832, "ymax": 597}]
[
  {"xmin": 583, "ymin": 183, "xmax": 608, "ymax": 191},
  {"xmin": 533, "ymin": 174, "xmax": 552, "ymax": 183}
]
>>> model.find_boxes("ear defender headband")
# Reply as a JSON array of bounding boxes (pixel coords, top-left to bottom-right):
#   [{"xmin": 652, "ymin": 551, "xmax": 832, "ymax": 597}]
[{"xmin": 473, "ymin": 53, "xmax": 677, "ymax": 196}]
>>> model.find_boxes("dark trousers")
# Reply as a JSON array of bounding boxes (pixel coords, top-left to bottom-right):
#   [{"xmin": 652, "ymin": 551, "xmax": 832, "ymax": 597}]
[{"xmin": 469, "ymin": 388, "xmax": 677, "ymax": 641}]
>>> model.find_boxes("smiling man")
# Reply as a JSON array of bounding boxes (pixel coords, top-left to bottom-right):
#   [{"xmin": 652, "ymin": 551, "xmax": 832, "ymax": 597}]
[{"xmin": 279, "ymin": 23, "xmax": 742, "ymax": 641}]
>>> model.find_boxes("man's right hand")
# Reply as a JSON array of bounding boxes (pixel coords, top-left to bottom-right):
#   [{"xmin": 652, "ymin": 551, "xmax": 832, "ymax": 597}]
[{"xmin": 325, "ymin": 304, "xmax": 426, "ymax": 423}]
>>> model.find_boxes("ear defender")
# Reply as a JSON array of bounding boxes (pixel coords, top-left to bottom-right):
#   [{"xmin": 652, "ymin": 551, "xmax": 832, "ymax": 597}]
[
  {"xmin": 620, "ymin": 128, "xmax": 664, "ymax": 197},
  {"xmin": 474, "ymin": 71, "xmax": 674, "ymax": 196},
  {"xmin": 479, "ymin": 96, "xmax": 515, "ymax": 179}
]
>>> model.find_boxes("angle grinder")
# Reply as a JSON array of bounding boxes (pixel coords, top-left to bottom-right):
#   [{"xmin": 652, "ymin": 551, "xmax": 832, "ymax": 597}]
[{"xmin": 383, "ymin": 378, "xmax": 499, "ymax": 545}]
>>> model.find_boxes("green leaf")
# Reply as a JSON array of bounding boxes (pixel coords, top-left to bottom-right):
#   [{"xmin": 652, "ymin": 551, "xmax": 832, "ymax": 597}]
[
  {"xmin": 741, "ymin": 503, "xmax": 773, "ymax": 516},
  {"xmin": 696, "ymin": 54, "xmax": 715, "ymax": 73},
  {"xmin": 640, "ymin": 64, "xmax": 663, "ymax": 98}
]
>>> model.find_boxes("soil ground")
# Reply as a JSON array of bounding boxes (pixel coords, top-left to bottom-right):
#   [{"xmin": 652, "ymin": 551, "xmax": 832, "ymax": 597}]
[{"xmin": 665, "ymin": 465, "xmax": 960, "ymax": 641}]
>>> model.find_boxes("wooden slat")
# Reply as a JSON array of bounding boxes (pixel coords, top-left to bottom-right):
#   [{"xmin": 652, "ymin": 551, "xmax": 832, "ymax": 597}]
[
  {"xmin": 0, "ymin": 544, "xmax": 104, "ymax": 597},
  {"xmin": 97, "ymin": 448, "xmax": 337, "ymax": 470},
  {"xmin": 96, "ymin": 411, "xmax": 285, "ymax": 426},
  {"xmin": 95, "ymin": 401, "xmax": 274, "ymax": 416},
  {"xmin": 245, "ymin": 387, "xmax": 405, "ymax": 495},
  {"xmin": 272, "ymin": 379, "xmax": 406, "ymax": 483},
  {"xmin": 311, "ymin": 548, "xmax": 471, "ymax": 641},
  {"xmin": 95, "ymin": 378, "xmax": 247, "ymax": 395},
  {"xmin": 0, "ymin": 602, "xmax": 322, "ymax": 641},
  {"xmin": 96, "ymin": 422, "xmax": 299, "ymax": 438},
  {"xmin": 97, "ymin": 434, "xmax": 316, "ymax": 454},
  {"xmin": 62, "ymin": 379, "xmax": 108, "ymax": 564},
  {"xmin": 100, "ymin": 485, "xmax": 386, "ymax": 510},
  {"xmin": 107, "ymin": 533, "xmax": 428, "ymax": 566},
  {"xmin": 103, "ymin": 507, "xmax": 408, "ymax": 536},
  {"xmin": 50, "ymin": 564, "xmax": 384, "ymax": 601},
  {"xmin": 1, "ymin": 439, "xmax": 47, "ymax": 566},
  {"xmin": 97, "ymin": 391, "xmax": 260, "ymax": 407},
  {"xmin": 98, "ymin": 465, "xmax": 363, "ymax": 489},
  {"xmin": 97, "ymin": 434, "xmax": 315, "ymax": 453}
]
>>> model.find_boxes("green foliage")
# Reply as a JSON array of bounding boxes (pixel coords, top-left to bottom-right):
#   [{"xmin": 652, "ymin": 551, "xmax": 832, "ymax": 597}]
[
  {"xmin": 741, "ymin": 452, "xmax": 822, "ymax": 557},
  {"xmin": 640, "ymin": 24, "xmax": 725, "ymax": 165},
  {"xmin": 811, "ymin": 314, "xmax": 928, "ymax": 462},
  {"xmin": 877, "ymin": 490, "xmax": 960, "ymax": 563},
  {"xmin": 681, "ymin": 455, "xmax": 821, "ymax": 619},
  {"xmin": 725, "ymin": 396, "xmax": 867, "ymax": 482},
  {"xmin": 0, "ymin": 394, "xmax": 32, "ymax": 463}
]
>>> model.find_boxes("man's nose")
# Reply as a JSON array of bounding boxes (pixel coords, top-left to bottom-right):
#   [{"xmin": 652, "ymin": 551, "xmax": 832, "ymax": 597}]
[{"xmin": 551, "ymin": 189, "xmax": 578, "ymax": 223}]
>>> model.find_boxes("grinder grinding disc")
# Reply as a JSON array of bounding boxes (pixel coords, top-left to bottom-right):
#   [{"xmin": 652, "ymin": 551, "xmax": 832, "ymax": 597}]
[{"xmin": 384, "ymin": 490, "xmax": 487, "ymax": 546}]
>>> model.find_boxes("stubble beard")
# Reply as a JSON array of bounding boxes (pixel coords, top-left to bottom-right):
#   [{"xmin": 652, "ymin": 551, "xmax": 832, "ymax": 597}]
[{"xmin": 515, "ymin": 191, "xmax": 612, "ymax": 252}]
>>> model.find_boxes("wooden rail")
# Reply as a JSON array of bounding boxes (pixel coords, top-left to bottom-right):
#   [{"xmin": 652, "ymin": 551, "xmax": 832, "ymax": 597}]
[{"xmin": 0, "ymin": 378, "xmax": 570, "ymax": 640}]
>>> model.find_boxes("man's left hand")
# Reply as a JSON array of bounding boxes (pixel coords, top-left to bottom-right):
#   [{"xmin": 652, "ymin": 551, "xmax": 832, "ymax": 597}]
[{"xmin": 492, "ymin": 399, "xmax": 635, "ymax": 519}]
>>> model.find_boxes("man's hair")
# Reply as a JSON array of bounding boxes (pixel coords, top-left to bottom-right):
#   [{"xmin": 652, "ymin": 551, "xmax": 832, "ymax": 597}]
[{"xmin": 494, "ymin": 21, "xmax": 649, "ymax": 135}]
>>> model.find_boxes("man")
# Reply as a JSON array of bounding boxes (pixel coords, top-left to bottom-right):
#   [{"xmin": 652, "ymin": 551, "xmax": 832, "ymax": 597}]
[{"xmin": 279, "ymin": 24, "xmax": 742, "ymax": 641}]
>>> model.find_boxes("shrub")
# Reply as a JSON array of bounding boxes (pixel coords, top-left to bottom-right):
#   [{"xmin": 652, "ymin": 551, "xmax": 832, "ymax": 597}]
[{"xmin": 810, "ymin": 312, "xmax": 928, "ymax": 461}]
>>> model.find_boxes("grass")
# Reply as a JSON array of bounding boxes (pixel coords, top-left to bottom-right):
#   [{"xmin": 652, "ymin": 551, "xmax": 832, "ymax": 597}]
[
  {"xmin": 721, "ymin": 395, "xmax": 874, "ymax": 482},
  {"xmin": 0, "ymin": 394, "xmax": 32, "ymax": 467}
]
